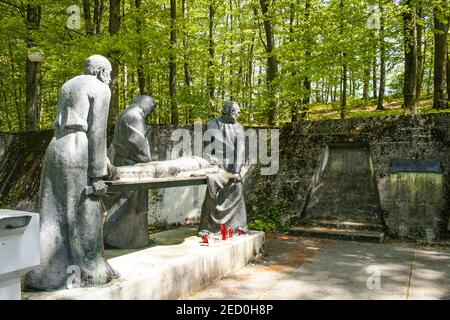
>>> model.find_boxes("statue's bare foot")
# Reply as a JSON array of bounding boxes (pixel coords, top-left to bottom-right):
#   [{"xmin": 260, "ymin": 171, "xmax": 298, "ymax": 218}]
[
  {"xmin": 80, "ymin": 259, "xmax": 120, "ymax": 287},
  {"xmin": 105, "ymin": 260, "xmax": 120, "ymax": 279}
]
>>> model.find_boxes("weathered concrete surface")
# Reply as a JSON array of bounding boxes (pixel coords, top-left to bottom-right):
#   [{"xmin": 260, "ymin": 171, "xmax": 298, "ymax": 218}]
[
  {"xmin": 188, "ymin": 234, "xmax": 450, "ymax": 300},
  {"xmin": 303, "ymin": 143, "xmax": 382, "ymax": 224},
  {"xmin": 246, "ymin": 114, "xmax": 450, "ymax": 241},
  {"xmin": 387, "ymin": 172, "xmax": 445, "ymax": 241},
  {"xmin": 23, "ymin": 230, "xmax": 264, "ymax": 300}
]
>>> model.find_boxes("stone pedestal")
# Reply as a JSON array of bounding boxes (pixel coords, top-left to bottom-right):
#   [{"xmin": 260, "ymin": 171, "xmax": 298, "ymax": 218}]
[{"xmin": 23, "ymin": 231, "xmax": 264, "ymax": 300}]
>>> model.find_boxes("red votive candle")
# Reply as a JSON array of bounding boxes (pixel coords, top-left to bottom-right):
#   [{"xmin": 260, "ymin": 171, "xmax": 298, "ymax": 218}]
[
  {"xmin": 238, "ymin": 227, "xmax": 244, "ymax": 236},
  {"xmin": 229, "ymin": 228, "xmax": 234, "ymax": 238},
  {"xmin": 202, "ymin": 235, "xmax": 209, "ymax": 243},
  {"xmin": 221, "ymin": 224, "xmax": 228, "ymax": 240}
]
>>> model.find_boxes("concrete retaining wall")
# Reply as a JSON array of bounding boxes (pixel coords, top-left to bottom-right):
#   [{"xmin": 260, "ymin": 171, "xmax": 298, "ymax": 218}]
[{"xmin": 1, "ymin": 114, "xmax": 450, "ymax": 240}]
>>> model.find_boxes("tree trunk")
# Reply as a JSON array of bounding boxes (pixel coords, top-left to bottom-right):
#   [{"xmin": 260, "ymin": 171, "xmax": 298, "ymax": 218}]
[
  {"xmin": 169, "ymin": 0, "xmax": 178, "ymax": 125},
  {"xmin": 247, "ymin": 34, "xmax": 255, "ymax": 121},
  {"xmin": 94, "ymin": 0, "xmax": 105, "ymax": 34},
  {"xmin": 363, "ymin": 66, "xmax": 370, "ymax": 100},
  {"xmin": 228, "ymin": 0, "xmax": 234, "ymax": 101},
  {"xmin": 25, "ymin": 4, "xmax": 41, "ymax": 131},
  {"xmin": 432, "ymin": 0, "xmax": 448, "ymax": 109},
  {"xmin": 446, "ymin": 39, "xmax": 450, "ymax": 100},
  {"xmin": 301, "ymin": 0, "xmax": 311, "ymax": 120},
  {"xmin": 416, "ymin": 3, "xmax": 423, "ymax": 103},
  {"xmin": 339, "ymin": 0, "xmax": 346, "ymax": 119},
  {"xmin": 207, "ymin": 2, "xmax": 215, "ymax": 107},
  {"xmin": 83, "ymin": 0, "xmax": 93, "ymax": 35},
  {"xmin": 8, "ymin": 42, "xmax": 22, "ymax": 130},
  {"xmin": 426, "ymin": 51, "xmax": 434, "ymax": 95},
  {"xmin": 372, "ymin": 57, "xmax": 378, "ymax": 99},
  {"xmin": 341, "ymin": 64, "xmax": 347, "ymax": 119},
  {"xmin": 403, "ymin": 0, "xmax": 417, "ymax": 114},
  {"xmin": 182, "ymin": 0, "xmax": 193, "ymax": 93},
  {"xmin": 260, "ymin": 0, "xmax": 278, "ymax": 125},
  {"xmin": 135, "ymin": 0, "xmax": 146, "ymax": 95},
  {"xmin": 377, "ymin": 0, "xmax": 385, "ymax": 110},
  {"xmin": 109, "ymin": 0, "xmax": 121, "ymax": 125},
  {"xmin": 289, "ymin": 3, "xmax": 298, "ymax": 122}
]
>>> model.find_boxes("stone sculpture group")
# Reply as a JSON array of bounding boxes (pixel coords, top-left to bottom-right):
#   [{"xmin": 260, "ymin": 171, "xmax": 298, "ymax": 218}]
[{"xmin": 25, "ymin": 55, "xmax": 248, "ymax": 291}]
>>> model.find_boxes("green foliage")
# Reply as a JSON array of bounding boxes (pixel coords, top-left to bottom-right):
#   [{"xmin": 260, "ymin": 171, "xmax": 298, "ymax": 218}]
[
  {"xmin": 248, "ymin": 219, "xmax": 277, "ymax": 233},
  {"xmin": 0, "ymin": 0, "xmax": 448, "ymax": 131},
  {"xmin": 148, "ymin": 218, "xmax": 169, "ymax": 233}
]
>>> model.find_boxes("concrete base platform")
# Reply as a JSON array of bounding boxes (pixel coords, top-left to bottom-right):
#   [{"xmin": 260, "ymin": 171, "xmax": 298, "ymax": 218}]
[{"xmin": 23, "ymin": 231, "xmax": 264, "ymax": 300}]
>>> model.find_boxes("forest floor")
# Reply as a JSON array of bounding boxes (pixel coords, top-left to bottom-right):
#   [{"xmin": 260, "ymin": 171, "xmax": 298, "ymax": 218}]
[
  {"xmin": 305, "ymin": 94, "xmax": 450, "ymax": 121},
  {"xmin": 188, "ymin": 233, "xmax": 450, "ymax": 300}
]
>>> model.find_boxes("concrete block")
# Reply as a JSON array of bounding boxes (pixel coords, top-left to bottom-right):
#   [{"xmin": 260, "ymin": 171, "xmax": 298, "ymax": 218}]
[{"xmin": 23, "ymin": 231, "xmax": 264, "ymax": 300}]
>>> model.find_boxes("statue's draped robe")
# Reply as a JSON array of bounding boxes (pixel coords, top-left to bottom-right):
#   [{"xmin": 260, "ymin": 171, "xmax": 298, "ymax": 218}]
[
  {"xmin": 103, "ymin": 106, "xmax": 151, "ymax": 249},
  {"xmin": 26, "ymin": 75, "xmax": 112, "ymax": 290},
  {"xmin": 199, "ymin": 117, "xmax": 247, "ymax": 232}
]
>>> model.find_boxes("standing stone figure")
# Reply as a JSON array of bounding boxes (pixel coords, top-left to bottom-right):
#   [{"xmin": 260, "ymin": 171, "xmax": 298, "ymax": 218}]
[
  {"xmin": 199, "ymin": 101, "xmax": 247, "ymax": 232},
  {"xmin": 103, "ymin": 95, "xmax": 156, "ymax": 249},
  {"xmin": 26, "ymin": 55, "xmax": 118, "ymax": 290}
]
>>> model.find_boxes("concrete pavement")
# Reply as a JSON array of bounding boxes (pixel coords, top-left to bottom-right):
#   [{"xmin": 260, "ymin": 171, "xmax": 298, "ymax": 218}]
[{"xmin": 188, "ymin": 234, "xmax": 450, "ymax": 300}]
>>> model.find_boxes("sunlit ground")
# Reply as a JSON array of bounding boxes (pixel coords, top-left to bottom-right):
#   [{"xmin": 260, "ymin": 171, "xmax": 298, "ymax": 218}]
[{"xmin": 304, "ymin": 95, "xmax": 450, "ymax": 122}]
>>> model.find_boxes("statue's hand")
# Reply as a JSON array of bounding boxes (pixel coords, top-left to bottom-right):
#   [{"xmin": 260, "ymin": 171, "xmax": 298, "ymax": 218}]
[
  {"xmin": 106, "ymin": 160, "xmax": 120, "ymax": 181},
  {"xmin": 91, "ymin": 178, "xmax": 108, "ymax": 197},
  {"xmin": 231, "ymin": 173, "xmax": 242, "ymax": 183}
]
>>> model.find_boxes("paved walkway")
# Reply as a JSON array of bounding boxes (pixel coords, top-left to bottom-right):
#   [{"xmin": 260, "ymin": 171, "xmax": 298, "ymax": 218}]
[{"xmin": 188, "ymin": 234, "xmax": 450, "ymax": 300}]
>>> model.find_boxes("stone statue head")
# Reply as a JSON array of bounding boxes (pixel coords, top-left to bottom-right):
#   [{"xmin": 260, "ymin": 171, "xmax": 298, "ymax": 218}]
[
  {"xmin": 131, "ymin": 95, "xmax": 157, "ymax": 118},
  {"xmin": 221, "ymin": 101, "xmax": 240, "ymax": 123},
  {"xmin": 84, "ymin": 55, "xmax": 112, "ymax": 85}
]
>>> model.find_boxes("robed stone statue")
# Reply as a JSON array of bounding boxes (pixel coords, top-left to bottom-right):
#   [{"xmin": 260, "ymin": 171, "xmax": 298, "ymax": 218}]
[
  {"xmin": 199, "ymin": 101, "xmax": 247, "ymax": 232},
  {"xmin": 26, "ymin": 55, "xmax": 118, "ymax": 290},
  {"xmin": 103, "ymin": 95, "xmax": 156, "ymax": 249}
]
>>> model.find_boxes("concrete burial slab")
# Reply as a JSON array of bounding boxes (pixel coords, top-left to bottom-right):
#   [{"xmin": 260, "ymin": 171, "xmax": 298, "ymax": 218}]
[{"xmin": 23, "ymin": 231, "xmax": 264, "ymax": 300}]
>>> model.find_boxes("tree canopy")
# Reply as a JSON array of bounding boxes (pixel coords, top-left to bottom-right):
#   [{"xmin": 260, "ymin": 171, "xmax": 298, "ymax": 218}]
[{"xmin": 0, "ymin": 0, "xmax": 448, "ymax": 131}]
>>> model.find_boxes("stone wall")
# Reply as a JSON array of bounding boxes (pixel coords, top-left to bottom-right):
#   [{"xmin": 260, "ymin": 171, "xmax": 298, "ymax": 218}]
[
  {"xmin": 1, "ymin": 114, "xmax": 449, "ymax": 240},
  {"xmin": 245, "ymin": 114, "xmax": 450, "ymax": 240}
]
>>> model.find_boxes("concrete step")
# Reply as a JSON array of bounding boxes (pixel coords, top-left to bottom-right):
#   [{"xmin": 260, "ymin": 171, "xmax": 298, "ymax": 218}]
[
  {"xmin": 290, "ymin": 226, "xmax": 385, "ymax": 243},
  {"xmin": 301, "ymin": 219, "xmax": 384, "ymax": 232}
]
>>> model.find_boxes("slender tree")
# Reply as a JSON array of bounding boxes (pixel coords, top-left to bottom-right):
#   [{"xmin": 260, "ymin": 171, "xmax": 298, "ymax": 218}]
[
  {"xmin": 260, "ymin": 0, "xmax": 278, "ymax": 125},
  {"xmin": 372, "ymin": 57, "xmax": 378, "ymax": 99},
  {"xmin": 109, "ymin": 0, "xmax": 121, "ymax": 124},
  {"xmin": 25, "ymin": 4, "xmax": 41, "ymax": 131},
  {"xmin": 415, "ymin": 2, "xmax": 423, "ymax": 104},
  {"xmin": 135, "ymin": 0, "xmax": 146, "ymax": 95},
  {"xmin": 169, "ymin": 0, "xmax": 178, "ymax": 124},
  {"xmin": 377, "ymin": 0, "xmax": 385, "ymax": 110},
  {"xmin": 83, "ymin": 0, "xmax": 93, "ymax": 35},
  {"xmin": 339, "ymin": 0, "xmax": 347, "ymax": 119},
  {"xmin": 182, "ymin": 0, "xmax": 193, "ymax": 93},
  {"xmin": 207, "ymin": 1, "xmax": 215, "ymax": 109},
  {"xmin": 302, "ymin": 0, "xmax": 312, "ymax": 120},
  {"xmin": 403, "ymin": 0, "xmax": 417, "ymax": 114},
  {"xmin": 94, "ymin": 0, "xmax": 105, "ymax": 34},
  {"xmin": 432, "ymin": 0, "xmax": 448, "ymax": 109}
]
